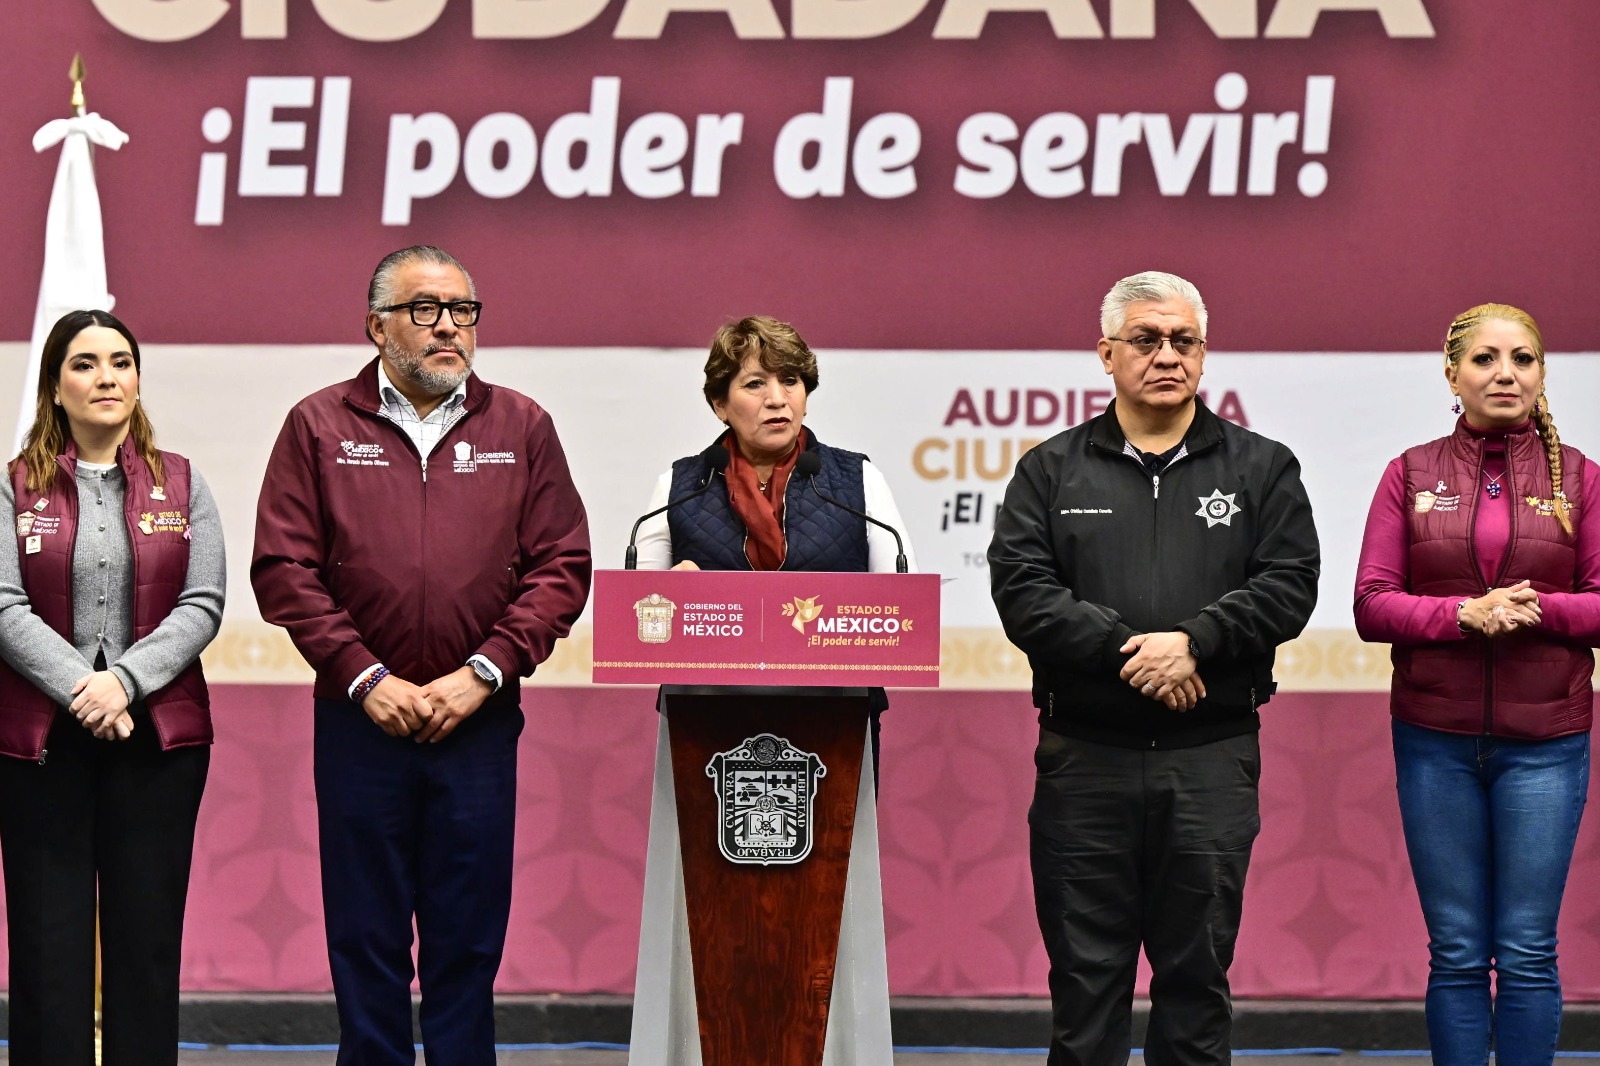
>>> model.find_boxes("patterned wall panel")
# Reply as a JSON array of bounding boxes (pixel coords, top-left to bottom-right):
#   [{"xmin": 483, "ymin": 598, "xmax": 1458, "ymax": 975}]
[{"xmin": 2, "ymin": 685, "xmax": 1596, "ymax": 1001}]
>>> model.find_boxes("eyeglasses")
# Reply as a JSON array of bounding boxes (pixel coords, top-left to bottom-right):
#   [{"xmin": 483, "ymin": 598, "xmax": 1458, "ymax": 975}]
[
  {"xmin": 1107, "ymin": 332, "xmax": 1205, "ymax": 357},
  {"xmin": 378, "ymin": 300, "xmax": 483, "ymax": 327}
]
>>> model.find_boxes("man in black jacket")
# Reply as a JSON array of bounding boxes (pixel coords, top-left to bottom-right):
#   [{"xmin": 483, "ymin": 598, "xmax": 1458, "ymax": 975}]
[{"xmin": 988, "ymin": 271, "xmax": 1319, "ymax": 1066}]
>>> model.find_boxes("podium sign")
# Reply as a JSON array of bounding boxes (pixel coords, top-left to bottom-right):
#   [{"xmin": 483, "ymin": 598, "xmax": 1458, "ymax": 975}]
[
  {"xmin": 607, "ymin": 570, "xmax": 934, "ymax": 1065},
  {"xmin": 593, "ymin": 570, "xmax": 940, "ymax": 686}
]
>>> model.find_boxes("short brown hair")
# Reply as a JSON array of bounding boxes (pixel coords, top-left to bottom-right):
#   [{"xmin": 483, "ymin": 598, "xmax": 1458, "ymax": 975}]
[{"xmin": 702, "ymin": 316, "xmax": 819, "ymax": 409}]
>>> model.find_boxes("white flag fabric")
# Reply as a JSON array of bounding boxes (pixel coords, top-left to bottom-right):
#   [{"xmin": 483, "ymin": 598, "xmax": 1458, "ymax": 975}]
[{"xmin": 14, "ymin": 113, "xmax": 128, "ymax": 456}]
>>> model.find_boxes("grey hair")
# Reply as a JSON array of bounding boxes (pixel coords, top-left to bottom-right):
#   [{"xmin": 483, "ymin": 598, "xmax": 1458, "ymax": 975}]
[
  {"xmin": 365, "ymin": 245, "xmax": 477, "ymax": 342},
  {"xmin": 1099, "ymin": 271, "xmax": 1207, "ymax": 339}
]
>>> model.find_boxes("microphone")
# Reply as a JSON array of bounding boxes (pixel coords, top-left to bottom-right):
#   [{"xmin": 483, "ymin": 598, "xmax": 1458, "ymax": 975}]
[
  {"xmin": 624, "ymin": 445, "xmax": 730, "ymax": 569},
  {"xmin": 795, "ymin": 452, "xmax": 909, "ymax": 573}
]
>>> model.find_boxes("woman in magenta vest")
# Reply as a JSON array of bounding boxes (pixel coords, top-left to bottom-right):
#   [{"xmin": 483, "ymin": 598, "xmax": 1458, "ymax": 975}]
[
  {"xmin": 0, "ymin": 309, "xmax": 224, "ymax": 1066},
  {"xmin": 1355, "ymin": 303, "xmax": 1599, "ymax": 1066}
]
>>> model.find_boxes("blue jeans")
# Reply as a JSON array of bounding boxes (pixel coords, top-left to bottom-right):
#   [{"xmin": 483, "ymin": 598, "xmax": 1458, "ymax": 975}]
[{"xmin": 1392, "ymin": 719, "xmax": 1590, "ymax": 1066}]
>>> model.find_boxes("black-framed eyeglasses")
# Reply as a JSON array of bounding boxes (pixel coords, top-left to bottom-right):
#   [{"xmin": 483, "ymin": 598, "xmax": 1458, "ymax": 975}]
[
  {"xmin": 1107, "ymin": 332, "xmax": 1205, "ymax": 357},
  {"xmin": 379, "ymin": 300, "xmax": 483, "ymax": 327}
]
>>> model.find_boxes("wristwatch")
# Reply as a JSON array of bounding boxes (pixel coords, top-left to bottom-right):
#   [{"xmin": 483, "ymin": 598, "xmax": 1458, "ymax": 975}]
[{"xmin": 469, "ymin": 656, "xmax": 499, "ymax": 690}]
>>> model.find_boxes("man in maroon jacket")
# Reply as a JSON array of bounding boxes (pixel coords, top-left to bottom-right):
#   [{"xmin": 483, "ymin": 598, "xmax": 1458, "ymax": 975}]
[{"xmin": 251, "ymin": 245, "xmax": 592, "ymax": 1066}]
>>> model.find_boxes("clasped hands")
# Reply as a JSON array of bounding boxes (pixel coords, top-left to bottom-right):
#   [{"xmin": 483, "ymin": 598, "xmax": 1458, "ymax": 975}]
[
  {"xmin": 1119, "ymin": 631, "xmax": 1205, "ymax": 713},
  {"xmin": 1459, "ymin": 579, "xmax": 1541, "ymax": 637},
  {"xmin": 362, "ymin": 666, "xmax": 494, "ymax": 743},
  {"xmin": 69, "ymin": 671, "xmax": 134, "ymax": 741}
]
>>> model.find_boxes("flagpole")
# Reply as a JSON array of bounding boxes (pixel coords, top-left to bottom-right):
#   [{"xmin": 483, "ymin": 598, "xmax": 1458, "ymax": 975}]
[{"xmin": 14, "ymin": 54, "xmax": 127, "ymax": 458}]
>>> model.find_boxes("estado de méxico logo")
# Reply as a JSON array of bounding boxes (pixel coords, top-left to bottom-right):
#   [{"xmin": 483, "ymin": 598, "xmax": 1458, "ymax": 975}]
[
  {"xmin": 454, "ymin": 442, "xmax": 517, "ymax": 473},
  {"xmin": 633, "ymin": 593, "xmax": 675, "ymax": 644},
  {"xmin": 706, "ymin": 733, "xmax": 825, "ymax": 866},
  {"xmin": 785, "ymin": 594, "xmax": 915, "ymax": 648}
]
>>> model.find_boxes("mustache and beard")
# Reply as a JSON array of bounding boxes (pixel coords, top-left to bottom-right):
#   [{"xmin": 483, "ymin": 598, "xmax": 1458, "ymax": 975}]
[{"xmin": 384, "ymin": 337, "xmax": 474, "ymax": 396}]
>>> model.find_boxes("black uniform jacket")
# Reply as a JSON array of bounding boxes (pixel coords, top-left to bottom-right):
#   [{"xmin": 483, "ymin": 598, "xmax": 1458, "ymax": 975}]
[{"xmin": 988, "ymin": 398, "xmax": 1320, "ymax": 749}]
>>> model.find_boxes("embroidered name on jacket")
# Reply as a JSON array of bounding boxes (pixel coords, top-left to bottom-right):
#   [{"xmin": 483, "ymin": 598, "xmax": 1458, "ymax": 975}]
[{"xmin": 337, "ymin": 441, "xmax": 390, "ymax": 467}]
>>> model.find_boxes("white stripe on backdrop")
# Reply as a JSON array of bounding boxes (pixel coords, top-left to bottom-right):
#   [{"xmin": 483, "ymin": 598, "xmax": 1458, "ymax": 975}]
[{"xmin": 3, "ymin": 343, "xmax": 1596, "ymax": 679}]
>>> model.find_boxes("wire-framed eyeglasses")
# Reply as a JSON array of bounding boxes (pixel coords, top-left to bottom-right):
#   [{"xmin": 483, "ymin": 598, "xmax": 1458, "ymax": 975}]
[{"xmin": 1107, "ymin": 332, "xmax": 1205, "ymax": 357}]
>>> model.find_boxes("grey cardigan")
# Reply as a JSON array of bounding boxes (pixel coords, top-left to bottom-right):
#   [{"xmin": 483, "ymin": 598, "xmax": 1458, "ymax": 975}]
[{"xmin": 0, "ymin": 460, "xmax": 226, "ymax": 708}]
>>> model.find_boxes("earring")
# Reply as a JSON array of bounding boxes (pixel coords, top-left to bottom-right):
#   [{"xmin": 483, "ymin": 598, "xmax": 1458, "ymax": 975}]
[
  {"xmin": 1451, "ymin": 398, "xmax": 1461, "ymax": 414},
  {"xmin": 1534, "ymin": 401, "xmax": 1542, "ymax": 414}
]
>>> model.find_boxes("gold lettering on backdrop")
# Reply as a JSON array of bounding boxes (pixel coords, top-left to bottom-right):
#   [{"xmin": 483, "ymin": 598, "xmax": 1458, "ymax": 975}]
[{"xmin": 91, "ymin": 0, "xmax": 1435, "ymax": 40}]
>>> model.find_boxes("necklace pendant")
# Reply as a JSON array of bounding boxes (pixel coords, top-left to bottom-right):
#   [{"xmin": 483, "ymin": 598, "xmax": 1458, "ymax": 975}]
[{"xmin": 1486, "ymin": 483, "xmax": 1502, "ymax": 500}]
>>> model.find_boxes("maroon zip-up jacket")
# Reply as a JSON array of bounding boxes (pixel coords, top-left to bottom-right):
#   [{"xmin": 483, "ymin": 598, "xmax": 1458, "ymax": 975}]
[{"xmin": 250, "ymin": 360, "xmax": 591, "ymax": 701}]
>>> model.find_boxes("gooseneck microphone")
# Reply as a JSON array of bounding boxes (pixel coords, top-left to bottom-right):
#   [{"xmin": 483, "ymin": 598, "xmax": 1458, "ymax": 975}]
[
  {"xmin": 794, "ymin": 452, "xmax": 909, "ymax": 573},
  {"xmin": 624, "ymin": 445, "xmax": 730, "ymax": 569}
]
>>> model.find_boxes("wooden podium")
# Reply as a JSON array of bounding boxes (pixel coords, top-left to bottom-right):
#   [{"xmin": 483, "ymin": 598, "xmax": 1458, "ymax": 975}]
[{"xmin": 592, "ymin": 571, "xmax": 940, "ymax": 1066}]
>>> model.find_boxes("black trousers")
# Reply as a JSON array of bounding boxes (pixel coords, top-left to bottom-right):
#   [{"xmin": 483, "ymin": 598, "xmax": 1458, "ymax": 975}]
[
  {"xmin": 1029, "ymin": 728, "xmax": 1260, "ymax": 1066},
  {"xmin": 0, "ymin": 711, "xmax": 209, "ymax": 1066}
]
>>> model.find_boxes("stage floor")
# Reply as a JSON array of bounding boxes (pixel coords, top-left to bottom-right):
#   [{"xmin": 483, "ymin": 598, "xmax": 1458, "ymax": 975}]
[{"xmin": 1, "ymin": 1050, "xmax": 1436, "ymax": 1065}]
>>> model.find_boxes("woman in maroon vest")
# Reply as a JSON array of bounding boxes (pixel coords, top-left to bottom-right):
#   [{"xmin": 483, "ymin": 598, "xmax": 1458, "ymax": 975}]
[
  {"xmin": 1355, "ymin": 303, "xmax": 1599, "ymax": 1066},
  {"xmin": 0, "ymin": 309, "xmax": 224, "ymax": 1066}
]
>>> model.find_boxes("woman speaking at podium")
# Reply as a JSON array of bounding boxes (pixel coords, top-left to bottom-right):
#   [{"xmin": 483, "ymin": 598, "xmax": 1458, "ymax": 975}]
[
  {"xmin": 632, "ymin": 313, "xmax": 914, "ymax": 576},
  {"xmin": 627, "ymin": 314, "xmax": 915, "ymax": 1066}
]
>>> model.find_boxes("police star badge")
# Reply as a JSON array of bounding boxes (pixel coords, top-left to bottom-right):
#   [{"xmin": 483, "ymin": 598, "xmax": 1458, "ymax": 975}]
[
  {"xmin": 1195, "ymin": 488, "xmax": 1243, "ymax": 528},
  {"xmin": 706, "ymin": 733, "xmax": 826, "ymax": 866}
]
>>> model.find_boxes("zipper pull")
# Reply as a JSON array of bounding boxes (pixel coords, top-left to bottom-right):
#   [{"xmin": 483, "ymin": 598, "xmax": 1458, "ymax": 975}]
[
  {"xmin": 421, "ymin": 457, "xmax": 428, "ymax": 483},
  {"xmin": 1153, "ymin": 474, "xmax": 1161, "ymax": 499},
  {"xmin": 37, "ymin": 748, "xmax": 47, "ymax": 765},
  {"xmin": 1047, "ymin": 692, "xmax": 1054, "ymax": 717}
]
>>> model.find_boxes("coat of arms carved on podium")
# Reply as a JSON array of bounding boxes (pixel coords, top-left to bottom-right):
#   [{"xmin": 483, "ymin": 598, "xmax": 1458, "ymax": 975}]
[{"xmin": 706, "ymin": 733, "xmax": 826, "ymax": 866}]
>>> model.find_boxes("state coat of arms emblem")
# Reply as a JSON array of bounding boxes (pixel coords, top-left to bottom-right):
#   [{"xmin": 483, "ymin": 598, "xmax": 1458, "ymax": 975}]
[
  {"xmin": 706, "ymin": 733, "xmax": 826, "ymax": 865},
  {"xmin": 633, "ymin": 593, "xmax": 675, "ymax": 643}
]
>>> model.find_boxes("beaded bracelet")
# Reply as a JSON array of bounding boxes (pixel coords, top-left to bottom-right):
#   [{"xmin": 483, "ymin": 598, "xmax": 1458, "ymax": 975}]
[{"xmin": 354, "ymin": 665, "xmax": 390, "ymax": 705}]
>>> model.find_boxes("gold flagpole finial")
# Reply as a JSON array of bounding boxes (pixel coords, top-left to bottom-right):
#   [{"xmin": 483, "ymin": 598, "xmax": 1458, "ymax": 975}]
[{"xmin": 69, "ymin": 53, "xmax": 86, "ymax": 116}]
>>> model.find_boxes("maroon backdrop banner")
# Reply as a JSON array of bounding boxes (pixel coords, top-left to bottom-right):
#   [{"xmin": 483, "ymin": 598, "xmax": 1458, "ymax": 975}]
[{"xmin": 4, "ymin": 0, "xmax": 1596, "ymax": 349}]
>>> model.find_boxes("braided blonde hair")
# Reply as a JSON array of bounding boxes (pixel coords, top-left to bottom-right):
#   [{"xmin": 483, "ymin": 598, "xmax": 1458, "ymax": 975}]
[{"xmin": 1444, "ymin": 303, "xmax": 1572, "ymax": 534}]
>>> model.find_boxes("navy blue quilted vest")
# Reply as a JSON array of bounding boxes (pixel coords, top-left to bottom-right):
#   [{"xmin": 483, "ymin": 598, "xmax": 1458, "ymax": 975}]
[{"xmin": 667, "ymin": 434, "xmax": 870, "ymax": 571}]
